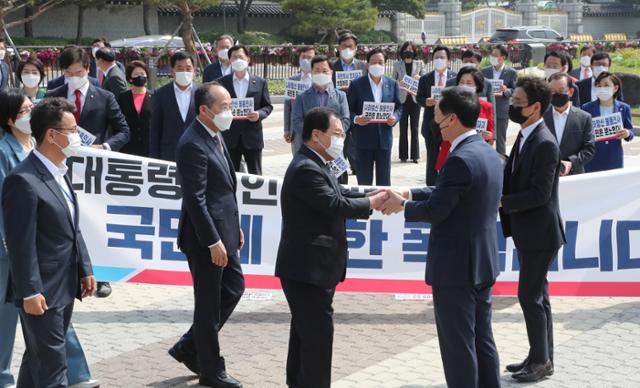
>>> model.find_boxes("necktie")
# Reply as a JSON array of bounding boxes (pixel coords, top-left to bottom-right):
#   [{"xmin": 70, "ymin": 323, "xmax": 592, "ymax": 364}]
[
  {"xmin": 511, "ymin": 132, "xmax": 523, "ymax": 174},
  {"xmin": 74, "ymin": 89, "xmax": 82, "ymax": 122},
  {"xmin": 98, "ymin": 68, "xmax": 104, "ymax": 84},
  {"xmin": 438, "ymin": 72, "xmax": 444, "ymax": 87},
  {"xmin": 213, "ymin": 134, "xmax": 223, "ymax": 153}
]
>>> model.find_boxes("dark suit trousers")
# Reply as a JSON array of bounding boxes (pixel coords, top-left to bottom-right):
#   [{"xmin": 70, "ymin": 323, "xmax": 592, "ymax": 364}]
[
  {"xmin": 399, "ymin": 98, "xmax": 420, "ymax": 161},
  {"xmin": 424, "ymin": 120, "xmax": 440, "ymax": 186},
  {"xmin": 432, "ymin": 284, "xmax": 500, "ymax": 388},
  {"xmin": 355, "ymin": 148, "xmax": 391, "ymax": 186},
  {"xmin": 281, "ymin": 279, "xmax": 336, "ymax": 388},
  {"xmin": 176, "ymin": 250, "xmax": 245, "ymax": 377},
  {"xmin": 18, "ymin": 302, "xmax": 74, "ymax": 388},
  {"xmin": 495, "ymin": 118, "xmax": 509, "ymax": 156},
  {"xmin": 229, "ymin": 144, "xmax": 262, "ymax": 175},
  {"xmin": 517, "ymin": 249, "xmax": 557, "ymax": 364},
  {"xmin": 343, "ymin": 131, "xmax": 357, "ymax": 173}
]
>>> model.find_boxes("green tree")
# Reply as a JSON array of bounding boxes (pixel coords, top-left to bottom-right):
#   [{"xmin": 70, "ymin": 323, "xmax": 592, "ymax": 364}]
[
  {"xmin": 0, "ymin": 0, "xmax": 63, "ymax": 39},
  {"xmin": 282, "ymin": 0, "xmax": 378, "ymax": 44},
  {"xmin": 371, "ymin": 0, "xmax": 426, "ymax": 19}
]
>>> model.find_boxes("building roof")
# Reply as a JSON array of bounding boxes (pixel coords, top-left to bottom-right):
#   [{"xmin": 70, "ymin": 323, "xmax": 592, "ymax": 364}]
[{"xmin": 157, "ymin": 1, "xmax": 289, "ymax": 17}]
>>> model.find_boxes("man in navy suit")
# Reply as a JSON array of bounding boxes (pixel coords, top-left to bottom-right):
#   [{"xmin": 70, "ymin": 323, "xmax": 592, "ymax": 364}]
[
  {"xmin": 576, "ymin": 52, "xmax": 624, "ymax": 105},
  {"xmin": 95, "ymin": 47, "xmax": 128, "ymax": 97},
  {"xmin": 219, "ymin": 45, "xmax": 273, "ymax": 175},
  {"xmin": 380, "ymin": 87, "xmax": 503, "ymax": 388},
  {"xmin": 500, "ymin": 77, "xmax": 566, "ymax": 383},
  {"xmin": 0, "ymin": 38, "xmax": 9, "ymax": 91},
  {"xmin": 149, "ymin": 51, "xmax": 198, "ymax": 161},
  {"xmin": 203, "ymin": 35, "xmax": 234, "ymax": 82},
  {"xmin": 347, "ymin": 47, "xmax": 401, "ymax": 186},
  {"xmin": 2, "ymin": 97, "xmax": 96, "ymax": 387},
  {"xmin": 170, "ymin": 82, "xmax": 244, "ymax": 388},
  {"xmin": 46, "ymin": 46, "xmax": 130, "ymax": 152},
  {"xmin": 416, "ymin": 46, "xmax": 457, "ymax": 185}
]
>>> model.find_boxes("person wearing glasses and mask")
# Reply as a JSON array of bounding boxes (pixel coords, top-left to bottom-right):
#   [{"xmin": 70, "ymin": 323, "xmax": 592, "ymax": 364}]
[{"xmin": 284, "ymin": 46, "xmax": 316, "ymax": 151}]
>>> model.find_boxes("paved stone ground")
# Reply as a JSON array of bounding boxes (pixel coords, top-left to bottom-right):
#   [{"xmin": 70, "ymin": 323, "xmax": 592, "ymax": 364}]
[{"xmin": 9, "ymin": 105, "xmax": 640, "ymax": 387}]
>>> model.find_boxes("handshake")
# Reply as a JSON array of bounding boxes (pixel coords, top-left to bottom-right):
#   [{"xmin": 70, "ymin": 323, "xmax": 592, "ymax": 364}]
[{"xmin": 366, "ymin": 188, "xmax": 410, "ymax": 215}]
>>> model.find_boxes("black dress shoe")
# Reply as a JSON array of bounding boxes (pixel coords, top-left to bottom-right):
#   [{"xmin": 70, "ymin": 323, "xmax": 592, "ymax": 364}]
[
  {"xmin": 400, "ymin": 159, "xmax": 407, "ymax": 163},
  {"xmin": 199, "ymin": 371, "xmax": 242, "ymax": 388},
  {"xmin": 96, "ymin": 282, "xmax": 112, "ymax": 298},
  {"xmin": 412, "ymin": 159, "xmax": 419, "ymax": 164},
  {"xmin": 512, "ymin": 360, "xmax": 553, "ymax": 383},
  {"xmin": 506, "ymin": 357, "xmax": 529, "ymax": 373},
  {"xmin": 168, "ymin": 344, "xmax": 200, "ymax": 375}
]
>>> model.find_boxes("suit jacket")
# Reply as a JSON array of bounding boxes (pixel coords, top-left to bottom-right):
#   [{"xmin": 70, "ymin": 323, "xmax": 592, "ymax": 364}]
[
  {"xmin": 46, "ymin": 75, "xmax": 101, "ymax": 91},
  {"xmin": 102, "ymin": 65, "xmax": 128, "ymax": 98},
  {"xmin": 543, "ymin": 105, "xmax": 595, "ymax": 174},
  {"xmin": 275, "ymin": 145, "xmax": 371, "ymax": 288},
  {"xmin": 284, "ymin": 72, "xmax": 312, "ymax": 135},
  {"xmin": 331, "ymin": 58, "xmax": 367, "ymax": 90},
  {"xmin": 392, "ymin": 60, "xmax": 426, "ymax": 103},
  {"xmin": 46, "ymin": 83, "xmax": 130, "ymax": 151},
  {"xmin": 1, "ymin": 153, "xmax": 93, "ymax": 308},
  {"xmin": 481, "ymin": 66, "xmax": 517, "ymax": 119},
  {"xmin": 148, "ymin": 81, "xmax": 197, "ymax": 161},
  {"xmin": 405, "ymin": 134, "xmax": 503, "ymax": 287},
  {"xmin": 347, "ymin": 75, "xmax": 402, "ymax": 151},
  {"xmin": 0, "ymin": 61, "xmax": 9, "ymax": 90},
  {"xmin": 202, "ymin": 60, "xmax": 232, "ymax": 82},
  {"xmin": 291, "ymin": 85, "xmax": 350, "ymax": 154},
  {"xmin": 89, "ymin": 59, "xmax": 125, "ymax": 79},
  {"xmin": 219, "ymin": 73, "xmax": 273, "ymax": 150},
  {"xmin": 500, "ymin": 121, "xmax": 566, "ymax": 252},
  {"xmin": 416, "ymin": 70, "xmax": 457, "ymax": 137},
  {"xmin": 117, "ymin": 89, "xmax": 153, "ymax": 157},
  {"xmin": 176, "ymin": 120, "xmax": 240, "ymax": 256},
  {"xmin": 577, "ymin": 77, "xmax": 625, "ymax": 106}
]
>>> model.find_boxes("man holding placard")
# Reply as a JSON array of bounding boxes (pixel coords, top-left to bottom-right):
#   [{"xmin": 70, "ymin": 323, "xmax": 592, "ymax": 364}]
[
  {"xmin": 284, "ymin": 46, "xmax": 315, "ymax": 151},
  {"xmin": 219, "ymin": 45, "xmax": 273, "ymax": 175},
  {"xmin": 347, "ymin": 47, "xmax": 401, "ymax": 186}
]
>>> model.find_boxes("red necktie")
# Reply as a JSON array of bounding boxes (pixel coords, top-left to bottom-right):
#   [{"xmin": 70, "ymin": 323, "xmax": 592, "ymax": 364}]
[
  {"xmin": 438, "ymin": 73, "xmax": 444, "ymax": 87},
  {"xmin": 74, "ymin": 89, "xmax": 82, "ymax": 122},
  {"xmin": 98, "ymin": 68, "xmax": 104, "ymax": 84}
]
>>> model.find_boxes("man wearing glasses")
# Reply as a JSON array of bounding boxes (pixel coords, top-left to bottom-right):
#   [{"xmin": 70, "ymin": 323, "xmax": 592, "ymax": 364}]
[{"xmin": 2, "ymin": 97, "xmax": 96, "ymax": 387}]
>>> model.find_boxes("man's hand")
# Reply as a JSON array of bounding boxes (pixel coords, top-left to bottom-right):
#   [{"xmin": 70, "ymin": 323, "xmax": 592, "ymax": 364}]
[
  {"xmin": 426, "ymin": 98, "xmax": 437, "ymax": 107},
  {"xmin": 91, "ymin": 145, "xmax": 103, "ymax": 149},
  {"xmin": 24, "ymin": 294, "xmax": 48, "ymax": 316},
  {"xmin": 355, "ymin": 115, "xmax": 371, "ymax": 126},
  {"xmin": 386, "ymin": 117, "xmax": 397, "ymax": 127},
  {"xmin": 560, "ymin": 160, "xmax": 572, "ymax": 177},
  {"xmin": 379, "ymin": 189, "xmax": 406, "ymax": 215},
  {"xmin": 340, "ymin": 86, "xmax": 349, "ymax": 93},
  {"xmin": 284, "ymin": 132, "xmax": 292, "ymax": 143},
  {"xmin": 239, "ymin": 229, "xmax": 245, "ymax": 250},
  {"xmin": 81, "ymin": 275, "xmax": 97, "ymax": 298},
  {"xmin": 210, "ymin": 243, "xmax": 228, "ymax": 267},
  {"xmin": 480, "ymin": 131, "xmax": 492, "ymax": 142},
  {"xmin": 413, "ymin": 74, "xmax": 421, "ymax": 80},
  {"xmin": 368, "ymin": 191, "xmax": 389, "ymax": 210},
  {"xmin": 247, "ymin": 111, "xmax": 260, "ymax": 122},
  {"xmin": 615, "ymin": 129, "xmax": 630, "ymax": 140}
]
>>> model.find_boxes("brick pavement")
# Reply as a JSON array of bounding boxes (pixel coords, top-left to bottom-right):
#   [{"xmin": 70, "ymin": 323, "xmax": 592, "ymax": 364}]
[{"xmin": 9, "ymin": 104, "xmax": 640, "ymax": 387}]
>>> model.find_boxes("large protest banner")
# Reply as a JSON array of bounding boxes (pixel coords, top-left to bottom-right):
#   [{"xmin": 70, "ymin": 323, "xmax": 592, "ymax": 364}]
[{"xmin": 69, "ymin": 148, "xmax": 640, "ymax": 296}]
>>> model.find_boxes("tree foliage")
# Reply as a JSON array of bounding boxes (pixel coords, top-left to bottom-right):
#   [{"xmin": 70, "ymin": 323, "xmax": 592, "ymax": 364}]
[
  {"xmin": 371, "ymin": 0, "xmax": 426, "ymax": 19},
  {"xmin": 0, "ymin": 0, "xmax": 63, "ymax": 38}
]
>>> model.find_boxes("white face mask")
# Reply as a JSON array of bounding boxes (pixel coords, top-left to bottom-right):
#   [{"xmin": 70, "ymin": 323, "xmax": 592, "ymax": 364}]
[
  {"xmin": 299, "ymin": 58, "xmax": 312, "ymax": 72},
  {"xmin": 340, "ymin": 48, "xmax": 355, "ymax": 61},
  {"xmin": 210, "ymin": 108, "xmax": 233, "ymax": 131},
  {"xmin": 231, "ymin": 59, "xmax": 249, "ymax": 72},
  {"xmin": 54, "ymin": 131, "xmax": 82, "ymax": 158},
  {"xmin": 174, "ymin": 71, "xmax": 193, "ymax": 87},
  {"xmin": 368, "ymin": 64, "xmax": 385, "ymax": 77},
  {"xmin": 580, "ymin": 55, "xmax": 591, "ymax": 67},
  {"xmin": 218, "ymin": 48, "xmax": 229, "ymax": 61},
  {"xmin": 0, "ymin": 50, "xmax": 6, "ymax": 60},
  {"xmin": 433, "ymin": 58, "xmax": 448, "ymax": 71},
  {"xmin": 21, "ymin": 74, "xmax": 40, "ymax": 88},
  {"xmin": 459, "ymin": 84, "xmax": 477, "ymax": 94},
  {"xmin": 91, "ymin": 47, "xmax": 99, "ymax": 58},
  {"xmin": 14, "ymin": 113, "xmax": 32, "ymax": 135},
  {"xmin": 490, "ymin": 56, "xmax": 500, "ymax": 67},
  {"xmin": 66, "ymin": 75, "xmax": 88, "ymax": 91},
  {"xmin": 460, "ymin": 62, "xmax": 477, "ymax": 69},
  {"xmin": 544, "ymin": 68, "xmax": 560, "ymax": 79},
  {"xmin": 593, "ymin": 66, "xmax": 608, "ymax": 78},
  {"xmin": 320, "ymin": 134, "xmax": 344, "ymax": 160},
  {"xmin": 312, "ymin": 73, "xmax": 332, "ymax": 87},
  {"xmin": 595, "ymin": 86, "xmax": 614, "ymax": 101}
]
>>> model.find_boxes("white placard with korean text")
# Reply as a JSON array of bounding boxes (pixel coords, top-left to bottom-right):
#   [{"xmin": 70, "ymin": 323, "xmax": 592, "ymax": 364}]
[
  {"xmin": 400, "ymin": 75, "xmax": 419, "ymax": 96},
  {"xmin": 362, "ymin": 102, "xmax": 395, "ymax": 123},
  {"xmin": 285, "ymin": 80, "xmax": 310, "ymax": 100},
  {"xmin": 592, "ymin": 112, "xmax": 623, "ymax": 142},
  {"xmin": 231, "ymin": 98, "xmax": 254, "ymax": 120},
  {"xmin": 335, "ymin": 70, "xmax": 362, "ymax": 89}
]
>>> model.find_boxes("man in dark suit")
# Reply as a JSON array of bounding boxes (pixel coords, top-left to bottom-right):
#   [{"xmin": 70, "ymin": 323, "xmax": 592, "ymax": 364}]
[
  {"xmin": 380, "ymin": 87, "xmax": 503, "ymax": 388},
  {"xmin": 0, "ymin": 38, "xmax": 9, "ymax": 91},
  {"xmin": 576, "ymin": 52, "xmax": 624, "ymax": 105},
  {"xmin": 276, "ymin": 107, "xmax": 388, "ymax": 388},
  {"xmin": 542, "ymin": 51, "xmax": 581, "ymax": 108},
  {"xmin": 203, "ymin": 34, "xmax": 234, "ymax": 82},
  {"xmin": 89, "ymin": 37, "xmax": 125, "ymax": 82},
  {"xmin": 544, "ymin": 73, "xmax": 595, "ymax": 175},
  {"xmin": 149, "ymin": 51, "xmax": 198, "ymax": 161},
  {"xmin": 347, "ymin": 47, "xmax": 402, "ymax": 186},
  {"xmin": 95, "ymin": 47, "xmax": 128, "ymax": 97},
  {"xmin": 416, "ymin": 45, "xmax": 457, "ymax": 185},
  {"xmin": 46, "ymin": 46, "xmax": 130, "ymax": 153},
  {"xmin": 170, "ymin": 82, "xmax": 244, "ymax": 388},
  {"xmin": 500, "ymin": 77, "xmax": 566, "ymax": 383},
  {"xmin": 2, "ymin": 97, "xmax": 96, "ymax": 387},
  {"xmin": 570, "ymin": 45, "xmax": 595, "ymax": 81},
  {"xmin": 481, "ymin": 45, "xmax": 518, "ymax": 156},
  {"xmin": 219, "ymin": 45, "xmax": 273, "ymax": 175}
]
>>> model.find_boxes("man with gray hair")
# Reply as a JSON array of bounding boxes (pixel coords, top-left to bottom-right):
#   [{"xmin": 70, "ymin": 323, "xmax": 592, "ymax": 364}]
[{"xmin": 203, "ymin": 35, "xmax": 235, "ymax": 82}]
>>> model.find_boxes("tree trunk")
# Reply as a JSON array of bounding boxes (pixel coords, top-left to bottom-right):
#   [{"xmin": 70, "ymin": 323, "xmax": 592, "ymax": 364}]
[
  {"xmin": 24, "ymin": 6, "xmax": 33, "ymax": 38},
  {"xmin": 75, "ymin": 5, "xmax": 85, "ymax": 44},
  {"xmin": 236, "ymin": 0, "xmax": 252, "ymax": 34},
  {"xmin": 142, "ymin": 1, "xmax": 152, "ymax": 35},
  {"xmin": 179, "ymin": 1, "xmax": 196, "ymax": 55}
]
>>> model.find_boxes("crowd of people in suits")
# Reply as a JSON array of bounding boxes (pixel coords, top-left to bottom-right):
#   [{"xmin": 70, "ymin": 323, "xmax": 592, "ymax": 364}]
[{"xmin": 0, "ymin": 31, "xmax": 636, "ymax": 388}]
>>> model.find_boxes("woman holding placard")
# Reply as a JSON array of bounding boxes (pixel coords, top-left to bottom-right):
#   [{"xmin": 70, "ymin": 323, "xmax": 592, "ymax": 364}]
[
  {"xmin": 582, "ymin": 72, "xmax": 634, "ymax": 172},
  {"xmin": 434, "ymin": 67, "xmax": 495, "ymax": 173}
]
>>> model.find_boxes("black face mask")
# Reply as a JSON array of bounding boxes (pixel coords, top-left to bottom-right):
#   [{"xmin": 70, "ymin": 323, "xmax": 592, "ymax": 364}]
[
  {"xmin": 509, "ymin": 105, "xmax": 531, "ymax": 125},
  {"xmin": 131, "ymin": 75, "xmax": 147, "ymax": 87},
  {"xmin": 551, "ymin": 93, "xmax": 570, "ymax": 108},
  {"xmin": 401, "ymin": 51, "xmax": 414, "ymax": 59}
]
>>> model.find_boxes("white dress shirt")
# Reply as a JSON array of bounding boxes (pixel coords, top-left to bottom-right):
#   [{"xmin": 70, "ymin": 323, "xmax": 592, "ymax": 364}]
[
  {"xmin": 173, "ymin": 82, "xmax": 193, "ymax": 122},
  {"xmin": 518, "ymin": 118, "xmax": 544, "ymax": 152},
  {"xmin": 368, "ymin": 75, "xmax": 383, "ymax": 103},
  {"xmin": 434, "ymin": 70, "xmax": 448, "ymax": 87},
  {"xmin": 589, "ymin": 78, "xmax": 597, "ymax": 102},
  {"xmin": 221, "ymin": 63, "xmax": 232, "ymax": 77},
  {"xmin": 492, "ymin": 64, "xmax": 505, "ymax": 80},
  {"xmin": 450, "ymin": 130, "xmax": 477, "ymax": 153},
  {"xmin": 300, "ymin": 72, "xmax": 312, "ymax": 86},
  {"xmin": 233, "ymin": 71, "xmax": 250, "ymax": 99},
  {"xmin": 104, "ymin": 63, "xmax": 117, "ymax": 78},
  {"xmin": 66, "ymin": 79, "xmax": 90, "ymax": 113},
  {"xmin": 552, "ymin": 107, "xmax": 570, "ymax": 144}
]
